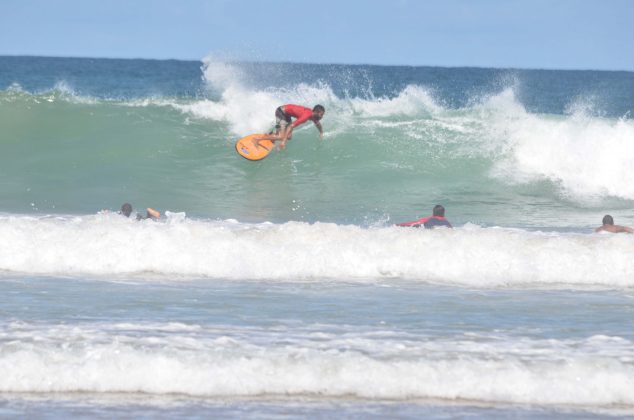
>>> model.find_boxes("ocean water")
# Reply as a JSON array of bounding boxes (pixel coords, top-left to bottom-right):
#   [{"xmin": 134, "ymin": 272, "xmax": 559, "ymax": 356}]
[{"xmin": 1, "ymin": 56, "xmax": 634, "ymax": 418}]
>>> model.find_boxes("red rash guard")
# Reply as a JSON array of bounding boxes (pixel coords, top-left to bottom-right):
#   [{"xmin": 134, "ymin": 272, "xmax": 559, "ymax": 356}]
[{"xmin": 283, "ymin": 104, "xmax": 314, "ymax": 127}]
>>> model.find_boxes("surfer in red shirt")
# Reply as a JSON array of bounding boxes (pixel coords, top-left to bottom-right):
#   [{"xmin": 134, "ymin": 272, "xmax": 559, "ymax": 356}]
[
  {"xmin": 396, "ymin": 205, "xmax": 453, "ymax": 229},
  {"xmin": 255, "ymin": 104, "xmax": 325, "ymax": 150}
]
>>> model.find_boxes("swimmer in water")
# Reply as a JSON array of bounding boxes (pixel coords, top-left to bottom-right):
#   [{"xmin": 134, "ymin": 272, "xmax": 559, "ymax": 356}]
[
  {"xmin": 594, "ymin": 215, "xmax": 634, "ymax": 233},
  {"xmin": 119, "ymin": 203, "xmax": 161, "ymax": 221},
  {"xmin": 396, "ymin": 205, "xmax": 453, "ymax": 229}
]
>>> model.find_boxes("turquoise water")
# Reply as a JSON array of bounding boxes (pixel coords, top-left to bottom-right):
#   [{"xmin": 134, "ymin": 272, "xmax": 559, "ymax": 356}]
[
  {"xmin": 2, "ymin": 56, "xmax": 633, "ymax": 226},
  {"xmin": 1, "ymin": 56, "xmax": 634, "ymax": 418}
]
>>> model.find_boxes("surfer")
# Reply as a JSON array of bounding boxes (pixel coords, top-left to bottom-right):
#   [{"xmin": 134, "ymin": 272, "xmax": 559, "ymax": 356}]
[
  {"xmin": 396, "ymin": 205, "xmax": 453, "ymax": 229},
  {"xmin": 119, "ymin": 203, "xmax": 161, "ymax": 221},
  {"xmin": 594, "ymin": 215, "xmax": 634, "ymax": 233},
  {"xmin": 255, "ymin": 104, "xmax": 325, "ymax": 150}
]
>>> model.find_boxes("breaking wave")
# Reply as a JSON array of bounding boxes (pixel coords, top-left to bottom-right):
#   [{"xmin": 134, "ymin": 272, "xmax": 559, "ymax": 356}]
[{"xmin": 1, "ymin": 214, "xmax": 633, "ymax": 287}]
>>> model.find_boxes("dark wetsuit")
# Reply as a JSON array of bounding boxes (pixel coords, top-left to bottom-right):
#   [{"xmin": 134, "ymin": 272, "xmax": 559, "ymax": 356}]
[{"xmin": 397, "ymin": 216, "xmax": 452, "ymax": 229}]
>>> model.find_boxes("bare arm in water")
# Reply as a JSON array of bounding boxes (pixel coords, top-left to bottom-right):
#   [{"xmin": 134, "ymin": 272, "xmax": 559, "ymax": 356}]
[{"xmin": 595, "ymin": 224, "xmax": 634, "ymax": 233}]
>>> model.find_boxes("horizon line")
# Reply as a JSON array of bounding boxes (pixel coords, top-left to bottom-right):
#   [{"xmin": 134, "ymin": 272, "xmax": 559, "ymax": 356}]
[{"xmin": 1, "ymin": 53, "xmax": 633, "ymax": 74}]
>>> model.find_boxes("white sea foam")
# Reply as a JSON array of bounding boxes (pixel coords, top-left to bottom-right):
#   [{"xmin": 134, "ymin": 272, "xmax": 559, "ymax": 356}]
[
  {"xmin": 481, "ymin": 89, "xmax": 634, "ymax": 201},
  {"xmin": 169, "ymin": 58, "xmax": 440, "ymax": 135},
  {"xmin": 0, "ymin": 214, "xmax": 633, "ymax": 287},
  {"xmin": 1, "ymin": 322, "xmax": 633, "ymax": 406}
]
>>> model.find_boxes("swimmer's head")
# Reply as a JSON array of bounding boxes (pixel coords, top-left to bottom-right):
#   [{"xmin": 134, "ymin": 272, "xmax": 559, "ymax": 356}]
[
  {"xmin": 120, "ymin": 203, "xmax": 133, "ymax": 217},
  {"xmin": 433, "ymin": 205, "xmax": 445, "ymax": 217},
  {"xmin": 602, "ymin": 214, "xmax": 614, "ymax": 225}
]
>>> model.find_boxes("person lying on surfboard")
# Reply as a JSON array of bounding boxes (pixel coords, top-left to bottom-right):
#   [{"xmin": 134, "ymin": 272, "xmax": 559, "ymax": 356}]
[
  {"xmin": 595, "ymin": 215, "xmax": 634, "ymax": 233},
  {"xmin": 254, "ymin": 104, "xmax": 325, "ymax": 150},
  {"xmin": 396, "ymin": 205, "xmax": 453, "ymax": 229},
  {"xmin": 118, "ymin": 203, "xmax": 161, "ymax": 221}
]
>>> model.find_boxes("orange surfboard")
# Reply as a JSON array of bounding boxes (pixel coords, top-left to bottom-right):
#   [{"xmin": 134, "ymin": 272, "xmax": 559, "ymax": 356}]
[{"xmin": 235, "ymin": 133, "xmax": 275, "ymax": 161}]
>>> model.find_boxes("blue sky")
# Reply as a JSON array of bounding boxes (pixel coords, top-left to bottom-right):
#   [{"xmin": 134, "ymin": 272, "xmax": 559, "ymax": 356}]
[{"xmin": 2, "ymin": 0, "xmax": 633, "ymax": 70}]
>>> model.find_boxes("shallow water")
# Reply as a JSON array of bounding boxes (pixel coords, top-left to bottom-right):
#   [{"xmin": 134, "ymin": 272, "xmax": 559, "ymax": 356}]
[{"xmin": 1, "ymin": 276, "xmax": 633, "ymax": 413}]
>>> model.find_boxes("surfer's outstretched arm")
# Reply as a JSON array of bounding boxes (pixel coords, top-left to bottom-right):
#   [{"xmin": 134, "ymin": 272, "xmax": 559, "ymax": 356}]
[{"xmin": 314, "ymin": 120, "xmax": 323, "ymax": 139}]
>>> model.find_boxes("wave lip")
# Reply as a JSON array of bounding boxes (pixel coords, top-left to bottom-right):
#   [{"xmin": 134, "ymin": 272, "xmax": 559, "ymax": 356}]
[
  {"xmin": 0, "ymin": 215, "xmax": 633, "ymax": 287},
  {"xmin": 1, "ymin": 323, "xmax": 633, "ymax": 406}
]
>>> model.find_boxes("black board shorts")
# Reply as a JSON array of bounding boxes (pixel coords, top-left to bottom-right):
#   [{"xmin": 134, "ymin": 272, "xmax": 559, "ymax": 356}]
[{"xmin": 275, "ymin": 106, "xmax": 292, "ymax": 130}]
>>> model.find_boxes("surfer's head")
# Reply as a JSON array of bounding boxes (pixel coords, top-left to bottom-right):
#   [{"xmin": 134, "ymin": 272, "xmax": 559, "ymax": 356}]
[
  {"xmin": 120, "ymin": 203, "xmax": 133, "ymax": 217},
  {"xmin": 602, "ymin": 214, "xmax": 614, "ymax": 225},
  {"xmin": 433, "ymin": 205, "xmax": 445, "ymax": 217},
  {"xmin": 312, "ymin": 104, "xmax": 325, "ymax": 120}
]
